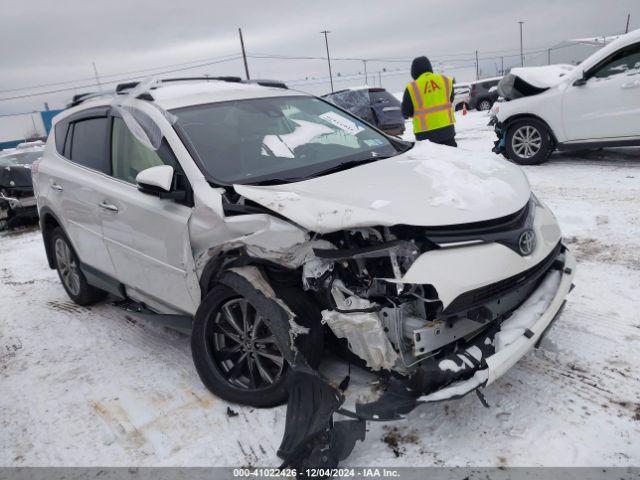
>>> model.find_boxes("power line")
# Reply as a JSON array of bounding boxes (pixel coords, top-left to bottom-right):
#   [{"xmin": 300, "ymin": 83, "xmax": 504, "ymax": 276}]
[
  {"xmin": 0, "ymin": 53, "xmax": 242, "ymax": 95},
  {"xmin": 0, "ymin": 56, "xmax": 242, "ymax": 102}
]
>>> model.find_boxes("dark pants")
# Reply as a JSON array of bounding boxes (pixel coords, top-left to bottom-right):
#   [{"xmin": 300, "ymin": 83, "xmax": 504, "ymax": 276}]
[
  {"xmin": 414, "ymin": 124, "xmax": 457, "ymax": 147},
  {"xmin": 432, "ymin": 137, "xmax": 457, "ymax": 147}
]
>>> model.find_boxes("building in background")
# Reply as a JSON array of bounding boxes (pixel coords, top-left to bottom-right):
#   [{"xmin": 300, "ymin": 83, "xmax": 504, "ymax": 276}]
[{"xmin": 0, "ymin": 109, "xmax": 62, "ymax": 150}]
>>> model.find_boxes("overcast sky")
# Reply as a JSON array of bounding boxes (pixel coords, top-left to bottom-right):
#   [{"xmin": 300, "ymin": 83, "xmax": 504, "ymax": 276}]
[{"xmin": 1, "ymin": 0, "xmax": 638, "ymax": 113}]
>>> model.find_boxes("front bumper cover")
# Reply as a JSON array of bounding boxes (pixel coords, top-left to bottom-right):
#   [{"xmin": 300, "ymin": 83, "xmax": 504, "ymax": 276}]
[
  {"xmin": 278, "ymin": 248, "xmax": 575, "ymax": 468},
  {"xmin": 354, "ymin": 247, "xmax": 575, "ymax": 418}
]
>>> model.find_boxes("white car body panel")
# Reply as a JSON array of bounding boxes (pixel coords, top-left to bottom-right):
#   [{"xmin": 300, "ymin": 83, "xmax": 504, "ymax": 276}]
[
  {"xmin": 507, "ymin": 64, "xmax": 575, "ymax": 88},
  {"xmin": 420, "ymin": 250, "xmax": 575, "ymax": 401},
  {"xmin": 562, "ymin": 69, "xmax": 640, "ymax": 140},
  {"xmin": 235, "ymin": 141, "xmax": 531, "ymax": 234},
  {"xmin": 383, "ymin": 203, "xmax": 561, "ymax": 309},
  {"xmin": 98, "ymin": 174, "xmax": 200, "ymax": 315},
  {"xmin": 496, "ymin": 28, "xmax": 640, "ymax": 144}
]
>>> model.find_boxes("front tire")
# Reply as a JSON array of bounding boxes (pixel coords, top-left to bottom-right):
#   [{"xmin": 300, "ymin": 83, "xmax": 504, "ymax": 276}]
[
  {"xmin": 191, "ymin": 283, "xmax": 323, "ymax": 407},
  {"xmin": 50, "ymin": 227, "xmax": 106, "ymax": 305},
  {"xmin": 506, "ymin": 119, "xmax": 554, "ymax": 165}
]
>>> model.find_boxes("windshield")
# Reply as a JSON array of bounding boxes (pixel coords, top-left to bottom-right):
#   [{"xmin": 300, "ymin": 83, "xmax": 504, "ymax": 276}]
[
  {"xmin": 0, "ymin": 151, "xmax": 42, "ymax": 166},
  {"xmin": 171, "ymin": 95, "xmax": 398, "ymax": 184}
]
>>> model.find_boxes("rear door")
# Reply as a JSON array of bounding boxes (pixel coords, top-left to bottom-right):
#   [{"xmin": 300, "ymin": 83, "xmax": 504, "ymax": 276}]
[
  {"xmin": 49, "ymin": 110, "xmax": 116, "ymax": 276},
  {"xmin": 99, "ymin": 113, "xmax": 199, "ymax": 314},
  {"xmin": 562, "ymin": 41, "xmax": 640, "ymax": 141}
]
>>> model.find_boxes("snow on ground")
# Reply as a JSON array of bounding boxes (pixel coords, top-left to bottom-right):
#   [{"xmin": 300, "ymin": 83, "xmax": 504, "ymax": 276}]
[{"xmin": 1, "ymin": 111, "xmax": 639, "ymax": 467}]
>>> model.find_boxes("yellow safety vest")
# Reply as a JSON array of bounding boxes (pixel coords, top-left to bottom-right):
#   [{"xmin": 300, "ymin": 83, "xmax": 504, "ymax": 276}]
[{"xmin": 407, "ymin": 72, "xmax": 455, "ymax": 134}]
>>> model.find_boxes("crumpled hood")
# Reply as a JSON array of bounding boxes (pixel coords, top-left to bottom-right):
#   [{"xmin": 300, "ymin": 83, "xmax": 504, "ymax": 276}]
[
  {"xmin": 234, "ymin": 141, "xmax": 531, "ymax": 233},
  {"xmin": 508, "ymin": 64, "xmax": 574, "ymax": 89}
]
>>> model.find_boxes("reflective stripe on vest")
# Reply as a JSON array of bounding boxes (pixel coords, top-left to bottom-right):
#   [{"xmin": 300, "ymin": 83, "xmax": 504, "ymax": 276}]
[
  {"xmin": 408, "ymin": 73, "xmax": 455, "ymax": 134},
  {"xmin": 409, "ymin": 81, "xmax": 427, "ymax": 131}
]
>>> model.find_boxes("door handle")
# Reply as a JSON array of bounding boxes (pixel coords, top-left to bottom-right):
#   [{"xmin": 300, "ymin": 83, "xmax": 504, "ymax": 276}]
[
  {"xmin": 50, "ymin": 183, "xmax": 63, "ymax": 192},
  {"xmin": 621, "ymin": 79, "xmax": 640, "ymax": 89},
  {"xmin": 99, "ymin": 201, "xmax": 118, "ymax": 212}
]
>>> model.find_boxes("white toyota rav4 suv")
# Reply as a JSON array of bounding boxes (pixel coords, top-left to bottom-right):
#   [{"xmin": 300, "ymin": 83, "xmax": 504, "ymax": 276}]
[
  {"xmin": 492, "ymin": 28, "xmax": 640, "ymax": 165},
  {"xmin": 33, "ymin": 76, "xmax": 574, "ymax": 464}
]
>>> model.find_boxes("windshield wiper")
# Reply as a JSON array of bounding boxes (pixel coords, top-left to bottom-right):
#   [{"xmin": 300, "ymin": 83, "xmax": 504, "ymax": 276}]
[
  {"xmin": 284, "ymin": 156, "xmax": 391, "ymax": 182},
  {"xmin": 243, "ymin": 154, "xmax": 397, "ymax": 185}
]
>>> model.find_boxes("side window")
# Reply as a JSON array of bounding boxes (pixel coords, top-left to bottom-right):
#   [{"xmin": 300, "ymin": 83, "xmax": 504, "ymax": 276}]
[
  {"xmin": 54, "ymin": 121, "xmax": 69, "ymax": 156},
  {"xmin": 63, "ymin": 124, "xmax": 73, "ymax": 158},
  {"xmin": 111, "ymin": 117, "xmax": 172, "ymax": 184},
  {"xmin": 592, "ymin": 43, "xmax": 640, "ymax": 79},
  {"xmin": 70, "ymin": 117, "xmax": 109, "ymax": 173}
]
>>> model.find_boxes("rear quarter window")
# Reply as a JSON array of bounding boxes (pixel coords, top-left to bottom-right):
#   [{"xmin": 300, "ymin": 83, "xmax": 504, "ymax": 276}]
[
  {"xmin": 54, "ymin": 121, "xmax": 69, "ymax": 155},
  {"xmin": 69, "ymin": 117, "xmax": 110, "ymax": 174}
]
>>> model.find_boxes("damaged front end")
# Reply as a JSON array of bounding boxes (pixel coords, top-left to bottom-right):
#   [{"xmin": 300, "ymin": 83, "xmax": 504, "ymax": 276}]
[
  {"xmin": 199, "ymin": 186, "xmax": 575, "ymax": 468},
  {"xmin": 0, "ymin": 163, "xmax": 38, "ymax": 229},
  {"xmin": 0, "ymin": 145, "xmax": 43, "ymax": 229}
]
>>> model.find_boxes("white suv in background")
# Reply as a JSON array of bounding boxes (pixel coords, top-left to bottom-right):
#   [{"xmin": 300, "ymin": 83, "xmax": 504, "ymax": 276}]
[
  {"xmin": 492, "ymin": 28, "xmax": 640, "ymax": 165},
  {"xmin": 33, "ymin": 77, "xmax": 574, "ymax": 466}
]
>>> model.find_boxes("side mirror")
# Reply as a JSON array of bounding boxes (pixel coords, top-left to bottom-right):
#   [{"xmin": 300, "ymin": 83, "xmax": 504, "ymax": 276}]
[
  {"xmin": 136, "ymin": 165, "xmax": 174, "ymax": 192},
  {"xmin": 136, "ymin": 165, "xmax": 186, "ymax": 201},
  {"xmin": 573, "ymin": 71, "xmax": 588, "ymax": 87}
]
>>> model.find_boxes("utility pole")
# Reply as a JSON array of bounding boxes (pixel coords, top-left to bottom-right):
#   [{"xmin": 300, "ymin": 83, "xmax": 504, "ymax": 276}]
[
  {"xmin": 378, "ymin": 71, "xmax": 382, "ymax": 87},
  {"xmin": 362, "ymin": 60, "xmax": 368, "ymax": 84},
  {"xmin": 321, "ymin": 30, "xmax": 334, "ymax": 92},
  {"xmin": 500, "ymin": 56, "xmax": 504, "ymax": 75},
  {"xmin": 475, "ymin": 50, "xmax": 479, "ymax": 80},
  {"xmin": 518, "ymin": 21, "xmax": 525, "ymax": 67},
  {"xmin": 92, "ymin": 62, "xmax": 102, "ymax": 91},
  {"xmin": 626, "ymin": 13, "xmax": 631, "ymax": 33},
  {"xmin": 547, "ymin": 48, "xmax": 551, "ymax": 65},
  {"xmin": 238, "ymin": 28, "xmax": 250, "ymax": 80}
]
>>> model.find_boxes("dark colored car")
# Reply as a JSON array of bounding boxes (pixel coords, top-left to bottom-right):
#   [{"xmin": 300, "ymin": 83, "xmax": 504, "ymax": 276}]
[
  {"xmin": 468, "ymin": 77, "xmax": 502, "ymax": 111},
  {"xmin": 322, "ymin": 87, "xmax": 405, "ymax": 136},
  {"xmin": 0, "ymin": 142, "xmax": 43, "ymax": 229}
]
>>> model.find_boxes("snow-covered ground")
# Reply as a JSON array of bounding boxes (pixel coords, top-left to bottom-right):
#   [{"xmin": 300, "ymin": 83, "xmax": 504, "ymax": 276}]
[{"xmin": 1, "ymin": 111, "xmax": 639, "ymax": 467}]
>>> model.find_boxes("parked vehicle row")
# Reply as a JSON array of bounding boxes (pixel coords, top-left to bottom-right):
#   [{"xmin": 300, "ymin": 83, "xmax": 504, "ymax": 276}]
[
  {"xmin": 0, "ymin": 140, "xmax": 44, "ymax": 229},
  {"xmin": 322, "ymin": 86, "xmax": 405, "ymax": 136},
  {"xmin": 469, "ymin": 76, "xmax": 502, "ymax": 111},
  {"xmin": 453, "ymin": 83, "xmax": 470, "ymax": 111}
]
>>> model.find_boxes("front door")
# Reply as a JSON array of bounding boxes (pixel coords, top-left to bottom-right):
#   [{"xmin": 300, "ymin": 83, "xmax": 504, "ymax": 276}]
[
  {"xmin": 562, "ymin": 41, "xmax": 640, "ymax": 141},
  {"xmin": 99, "ymin": 115, "xmax": 199, "ymax": 315}
]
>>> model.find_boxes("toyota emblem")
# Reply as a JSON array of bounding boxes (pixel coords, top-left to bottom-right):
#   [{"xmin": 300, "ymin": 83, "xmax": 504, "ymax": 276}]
[{"xmin": 518, "ymin": 230, "xmax": 536, "ymax": 256}]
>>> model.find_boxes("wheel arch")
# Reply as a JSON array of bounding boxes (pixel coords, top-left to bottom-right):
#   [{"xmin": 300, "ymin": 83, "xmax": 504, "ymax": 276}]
[
  {"xmin": 198, "ymin": 249, "xmax": 300, "ymax": 300},
  {"xmin": 502, "ymin": 113, "xmax": 558, "ymax": 146},
  {"xmin": 39, "ymin": 206, "xmax": 65, "ymax": 269}
]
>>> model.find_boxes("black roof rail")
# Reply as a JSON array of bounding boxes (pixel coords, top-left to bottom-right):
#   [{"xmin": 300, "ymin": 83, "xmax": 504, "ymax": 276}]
[
  {"xmin": 247, "ymin": 79, "xmax": 288, "ymax": 89},
  {"xmin": 115, "ymin": 82, "xmax": 140, "ymax": 93},
  {"xmin": 69, "ymin": 76, "xmax": 289, "ymax": 108},
  {"xmin": 114, "ymin": 76, "xmax": 244, "ymax": 95},
  {"xmin": 67, "ymin": 91, "xmax": 112, "ymax": 108}
]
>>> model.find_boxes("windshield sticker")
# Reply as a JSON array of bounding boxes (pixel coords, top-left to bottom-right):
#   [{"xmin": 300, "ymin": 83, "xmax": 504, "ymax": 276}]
[
  {"xmin": 319, "ymin": 111, "xmax": 365, "ymax": 135},
  {"xmin": 364, "ymin": 139, "xmax": 385, "ymax": 147}
]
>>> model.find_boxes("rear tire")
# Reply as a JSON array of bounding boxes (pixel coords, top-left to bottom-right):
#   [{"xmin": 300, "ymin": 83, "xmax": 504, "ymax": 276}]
[
  {"xmin": 505, "ymin": 118, "xmax": 554, "ymax": 165},
  {"xmin": 50, "ymin": 227, "xmax": 107, "ymax": 305},
  {"xmin": 191, "ymin": 282, "xmax": 323, "ymax": 407},
  {"xmin": 477, "ymin": 99, "xmax": 492, "ymax": 111}
]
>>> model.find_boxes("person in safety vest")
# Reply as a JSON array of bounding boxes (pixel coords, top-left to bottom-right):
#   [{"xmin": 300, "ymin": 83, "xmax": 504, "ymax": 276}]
[{"xmin": 401, "ymin": 56, "xmax": 457, "ymax": 146}]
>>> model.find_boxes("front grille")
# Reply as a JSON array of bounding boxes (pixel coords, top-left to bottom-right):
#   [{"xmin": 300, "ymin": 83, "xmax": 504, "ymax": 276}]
[
  {"xmin": 443, "ymin": 242, "xmax": 562, "ymax": 314},
  {"xmin": 391, "ymin": 200, "xmax": 530, "ymax": 241}
]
